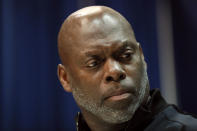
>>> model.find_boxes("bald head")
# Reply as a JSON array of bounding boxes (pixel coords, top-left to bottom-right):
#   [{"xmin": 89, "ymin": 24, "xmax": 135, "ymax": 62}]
[
  {"xmin": 58, "ymin": 6, "xmax": 136, "ymax": 66},
  {"xmin": 57, "ymin": 6, "xmax": 149, "ymax": 126}
]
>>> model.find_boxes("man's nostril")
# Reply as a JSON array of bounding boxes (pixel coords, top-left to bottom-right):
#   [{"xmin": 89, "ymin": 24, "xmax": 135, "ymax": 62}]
[
  {"xmin": 120, "ymin": 74, "xmax": 126, "ymax": 80},
  {"xmin": 106, "ymin": 76, "xmax": 113, "ymax": 82},
  {"xmin": 105, "ymin": 73, "xmax": 126, "ymax": 82}
]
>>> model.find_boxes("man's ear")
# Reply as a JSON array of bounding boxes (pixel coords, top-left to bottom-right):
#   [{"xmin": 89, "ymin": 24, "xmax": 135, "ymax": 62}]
[
  {"xmin": 57, "ymin": 64, "xmax": 72, "ymax": 92},
  {"xmin": 138, "ymin": 42, "xmax": 147, "ymax": 70}
]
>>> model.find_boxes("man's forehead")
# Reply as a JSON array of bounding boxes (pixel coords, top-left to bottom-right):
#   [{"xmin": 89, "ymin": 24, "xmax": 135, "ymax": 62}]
[
  {"xmin": 61, "ymin": 6, "xmax": 134, "ymax": 39},
  {"xmin": 58, "ymin": 6, "xmax": 136, "ymax": 65},
  {"xmin": 65, "ymin": 7, "xmax": 136, "ymax": 52},
  {"xmin": 70, "ymin": 12, "xmax": 133, "ymax": 42}
]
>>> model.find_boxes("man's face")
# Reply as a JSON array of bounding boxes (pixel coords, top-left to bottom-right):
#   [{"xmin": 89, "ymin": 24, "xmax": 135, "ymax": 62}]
[{"xmin": 61, "ymin": 13, "xmax": 149, "ymax": 124}]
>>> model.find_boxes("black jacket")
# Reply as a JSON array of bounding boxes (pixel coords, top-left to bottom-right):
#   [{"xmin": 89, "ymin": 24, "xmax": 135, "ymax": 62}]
[{"xmin": 75, "ymin": 89, "xmax": 197, "ymax": 131}]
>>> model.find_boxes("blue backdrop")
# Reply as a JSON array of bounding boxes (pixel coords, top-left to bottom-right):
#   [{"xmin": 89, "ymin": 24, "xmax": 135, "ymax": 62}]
[
  {"xmin": 0, "ymin": 0, "xmax": 196, "ymax": 130},
  {"xmin": 171, "ymin": 0, "xmax": 197, "ymax": 115}
]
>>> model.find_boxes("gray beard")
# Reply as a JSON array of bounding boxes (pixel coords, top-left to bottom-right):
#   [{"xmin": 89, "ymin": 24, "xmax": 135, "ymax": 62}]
[{"xmin": 72, "ymin": 70, "xmax": 149, "ymax": 124}]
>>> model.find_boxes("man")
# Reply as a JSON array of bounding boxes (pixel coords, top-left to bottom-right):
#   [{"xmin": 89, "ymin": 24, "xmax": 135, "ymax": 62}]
[{"xmin": 57, "ymin": 6, "xmax": 197, "ymax": 131}]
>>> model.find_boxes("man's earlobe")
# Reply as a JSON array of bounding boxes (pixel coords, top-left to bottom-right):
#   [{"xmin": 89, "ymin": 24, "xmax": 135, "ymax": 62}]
[{"xmin": 57, "ymin": 64, "xmax": 72, "ymax": 92}]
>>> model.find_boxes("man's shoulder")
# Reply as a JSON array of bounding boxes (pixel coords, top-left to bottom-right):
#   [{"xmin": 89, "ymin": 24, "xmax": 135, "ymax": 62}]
[
  {"xmin": 164, "ymin": 106, "xmax": 197, "ymax": 129},
  {"xmin": 146, "ymin": 105, "xmax": 197, "ymax": 131}
]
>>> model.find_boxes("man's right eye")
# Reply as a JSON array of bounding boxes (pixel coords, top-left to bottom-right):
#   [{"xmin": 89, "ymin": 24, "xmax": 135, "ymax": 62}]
[{"xmin": 86, "ymin": 60, "xmax": 100, "ymax": 68}]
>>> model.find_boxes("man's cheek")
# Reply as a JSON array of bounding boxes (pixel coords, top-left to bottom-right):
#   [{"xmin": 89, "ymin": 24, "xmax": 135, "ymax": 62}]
[
  {"xmin": 82, "ymin": 71, "xmax": 102, "ymax": 85},
  {"xmin": 125, "ymin": 65, "xmax": 138, "ymax": 77}
]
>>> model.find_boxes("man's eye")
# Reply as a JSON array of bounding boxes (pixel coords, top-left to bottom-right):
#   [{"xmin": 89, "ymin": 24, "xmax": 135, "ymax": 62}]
[
  {"xmin": 121, "ymin": 53, "xmax": 131, "ymax": 58},
  {"xmin": 120, "ymin": 51, "xmax": 133, "ymax": 60},
  {"xmin": 87, "ymin": 60, "xmax": 100, "ymax": 68}
]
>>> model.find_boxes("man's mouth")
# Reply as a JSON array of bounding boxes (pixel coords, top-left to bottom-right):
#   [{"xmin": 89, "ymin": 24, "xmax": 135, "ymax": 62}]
[
  {"xmin": 105, "ymin": 90, "xmax": 132, "ymax": 101},
  {"xmin": 107, "ymin": 92, "xmax": 131, "ymax": 101}
]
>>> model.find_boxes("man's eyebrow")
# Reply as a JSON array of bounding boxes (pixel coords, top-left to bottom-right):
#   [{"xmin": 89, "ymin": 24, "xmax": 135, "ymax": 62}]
[
  {"xmin": 83, "ymin": 41, "xmax": 137, "ymax": 56},
  {"xmin": 84, "ymin": 50, "xmax": 102, "ymax": 57},
  {"xmin": 118, "ymin": 41, "xmax": 137, "ymax": 51},
  {"xmin": 123, "ymin": 40, "xmax": 137, "ymax": 47}
]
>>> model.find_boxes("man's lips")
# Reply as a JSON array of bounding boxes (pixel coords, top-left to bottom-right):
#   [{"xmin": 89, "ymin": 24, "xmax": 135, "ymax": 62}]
[
  {"xmin": 107, "ymin": 93, "xmax": 131, "ymax": 101},
  {"xmin": 104, "ymin": 89, "xmax": 132, "ymax": 101}
]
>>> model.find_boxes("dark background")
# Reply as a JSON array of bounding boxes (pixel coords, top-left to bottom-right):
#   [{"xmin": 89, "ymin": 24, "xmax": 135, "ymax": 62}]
[{"xmin": 1, "ymin": 0, "xmax": 196, "ymax": 130}]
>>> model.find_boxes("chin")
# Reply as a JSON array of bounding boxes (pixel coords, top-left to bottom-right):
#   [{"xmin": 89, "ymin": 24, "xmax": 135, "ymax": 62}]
[
  {"xmin": 99, "ymin": 86, "xmax": 148, "ymax": 124},
  {"xmin": 98, "ymin": 101, "xmax": 141, "ymax": 124}
]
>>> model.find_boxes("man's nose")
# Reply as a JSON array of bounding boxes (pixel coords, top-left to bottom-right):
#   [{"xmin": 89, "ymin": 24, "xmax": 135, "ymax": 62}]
[{"xmin": 104, "ymin": 59, "xmax": 126, "ymax": 83}]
